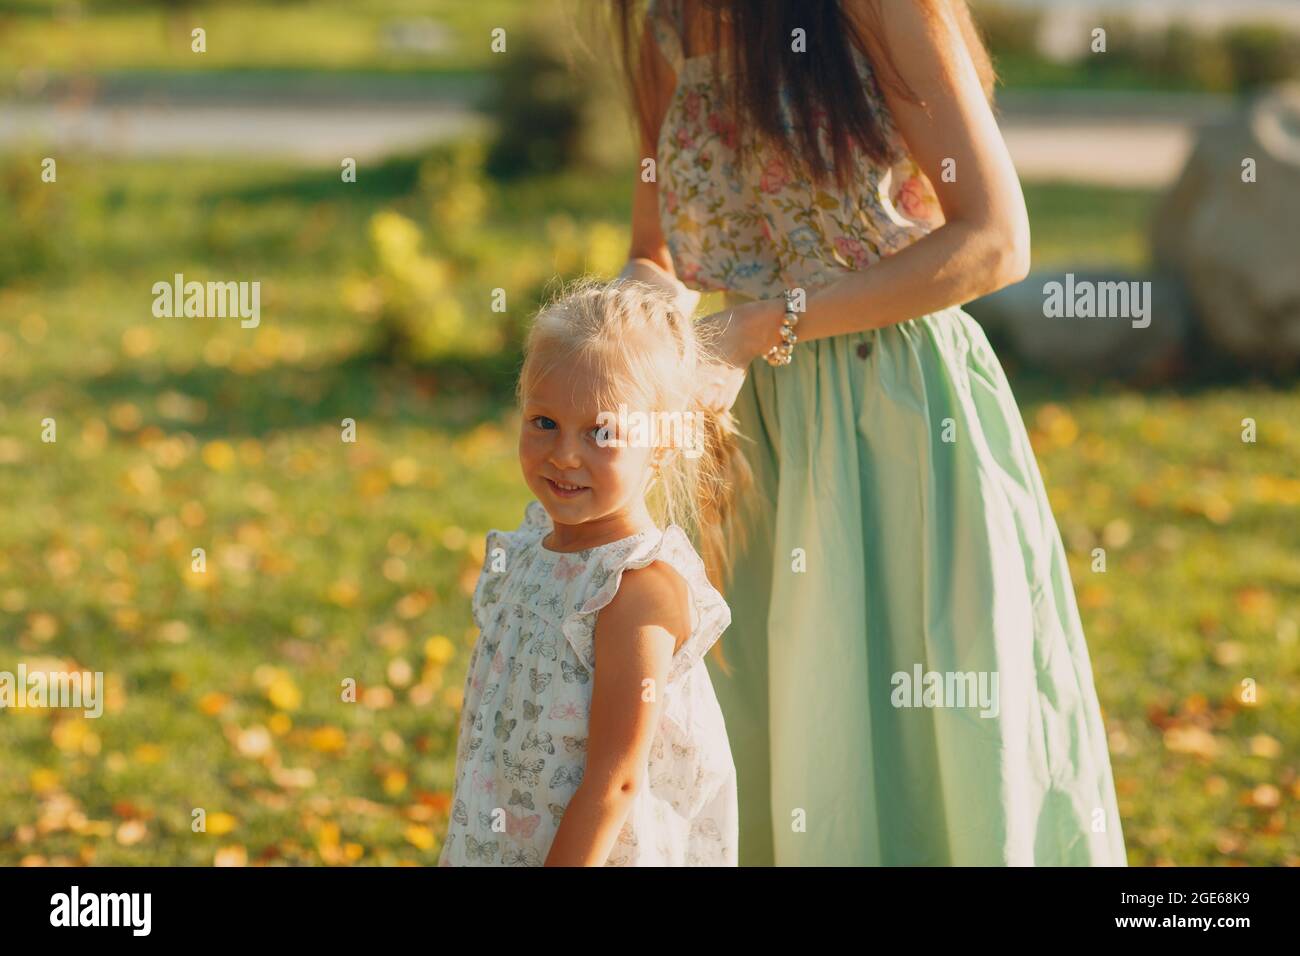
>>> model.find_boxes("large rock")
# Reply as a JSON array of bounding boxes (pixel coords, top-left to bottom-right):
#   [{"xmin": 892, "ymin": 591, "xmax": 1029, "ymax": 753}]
[
  {"xmin": 966, "ymin": 269, "xmax": 1191, "ymax": 381},
  {"xmin": 1152, "ymin": 82, "xmax": 1300, "ymax": 371}
]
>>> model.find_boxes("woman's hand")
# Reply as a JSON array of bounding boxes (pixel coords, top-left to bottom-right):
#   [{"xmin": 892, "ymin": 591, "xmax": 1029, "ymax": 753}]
[
  {"xmin": 694, "ymin": 298, "xmax": 785, "ymax": 412},
  {"xmin": 697, "ymin": 299, "xmax": 786, "ymax": 368},
  {"xmin": 695, "ymin": 356, "xmax": 748, "ymax": 414},
  {"xmin": 618, "ymin": 257, "xmax": 701, "ymax": 319}
]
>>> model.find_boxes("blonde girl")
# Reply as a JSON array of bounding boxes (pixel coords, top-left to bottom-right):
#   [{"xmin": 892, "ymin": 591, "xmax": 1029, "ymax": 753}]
[{"xmin": 438, "ymin": 275, "xmax": 744, "ymax": 866}]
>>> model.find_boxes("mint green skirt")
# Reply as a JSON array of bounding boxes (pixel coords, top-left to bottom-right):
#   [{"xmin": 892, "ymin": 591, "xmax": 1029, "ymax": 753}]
[{"xmin": 705, "ymin": 302, "xmax": 1128, "ymax": 866}]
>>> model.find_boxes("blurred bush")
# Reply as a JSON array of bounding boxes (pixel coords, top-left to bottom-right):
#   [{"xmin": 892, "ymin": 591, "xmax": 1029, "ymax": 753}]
[
  {"xmin": 1087, "ymin": 15, "xmax": 1163, "ymax": 81},
  {"xmin": 1223, "ymin": 24, "xmax": 1300, "ymax": 91},
  {"xmin": 342, "ymin": 132, "xmax": 629, "ymax": 364},
  {"xmin": 1118, "ymin": 20, "xmax": 1300, "ymax": 92},
  {"xmin": 418, "ymin": 138, "xmax": 491, "ymax": 261},
  {"xmin": 482, "ymin": 25, "xmax": 589, "ymax": 179},
  {"xmin": 1150, "ymin": 23, "xmax": 1235, "ymax": 93},
  {"xmin": 343, "ymin": 140, "xmax": 489, "ymax": 362},
  {"xmin": 343, "ymin": 208, "xmax": 462, "ymax": 363},
  {"xmin": 974, "ymin": 2, "xmax": 1300, "ymax": 93},
  {"xmin": 971, "ymin": 1, "xmax": 1042, "ymax": 59},
  {"xmin": 0, "ymin": 153, "xmax": 70, "ymax": 285}
]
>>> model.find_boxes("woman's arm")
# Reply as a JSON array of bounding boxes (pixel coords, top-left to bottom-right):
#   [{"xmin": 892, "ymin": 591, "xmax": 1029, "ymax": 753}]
[
  {"xmin": 722, "ymin": 0, "xmax": 1031, "ymax": 363},
  {"xmin": 626, "ymin": 7, "xmax": 678, "ymax": 275},
  {"xmin": 543, "ymin": 562, "xmax": 690, "ymax": 866},
  {"xmin": 617, "ymin": 8, "xmax": 702, "ymax": 318}
]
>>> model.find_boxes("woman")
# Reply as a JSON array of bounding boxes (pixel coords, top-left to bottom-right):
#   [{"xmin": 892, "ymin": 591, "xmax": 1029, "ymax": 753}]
[{"xmin": 612, "ymin": 0, "xmax": 1127, "ymax": 865}]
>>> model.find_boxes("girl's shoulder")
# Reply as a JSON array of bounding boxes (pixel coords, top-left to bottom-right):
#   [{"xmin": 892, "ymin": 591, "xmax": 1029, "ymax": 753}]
[
  {"xmin": 478, "ymin": 500, "xmax": 558, "ymax": 575},
  {"xmin": 597, "ymin": 555, "xmax": 695, "ymax": 655},
  {"xmin": 561, "ymin": 523, "xmax": 731, "ymax": 686},
  {"xmin": 492, "ymin": 499, "xmax": 551, "ymax": 551},
  {"xmin": 471, "ymin": 502, "xmax": 651, "ymax": 630},
  {"xmin": 470, "ymin": 501, "xmax": 551, "ymax": 631}
]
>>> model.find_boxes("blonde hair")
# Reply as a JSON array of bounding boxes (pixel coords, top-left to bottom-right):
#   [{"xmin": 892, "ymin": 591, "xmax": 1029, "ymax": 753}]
[{"xmin": 518, "ymin": 276, "xmax": 753, "ymax": 673}]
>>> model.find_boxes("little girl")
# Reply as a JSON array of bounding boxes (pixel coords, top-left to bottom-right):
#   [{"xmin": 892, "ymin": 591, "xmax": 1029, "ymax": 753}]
[{"xmin": 438, "ymin": 275, "xmax": 743, "ymax": 866}]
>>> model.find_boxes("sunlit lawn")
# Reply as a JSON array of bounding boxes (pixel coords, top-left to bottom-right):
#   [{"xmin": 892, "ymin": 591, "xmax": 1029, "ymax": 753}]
[
  {"xmin": 0, "ymin": 0, "xmax": 532, "ymax": 76},
  {"xmin": 3, "ymin": 0, "xmax": 1274, "ymax": 97},
  {"xmin": 0, "ymin": 150, "xmax": 1296, "ymax": 865}
]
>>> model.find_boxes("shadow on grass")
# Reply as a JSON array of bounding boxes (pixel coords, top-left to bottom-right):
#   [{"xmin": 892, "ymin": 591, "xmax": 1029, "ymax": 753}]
[
  {"xmin": 37, "ymin": 336, "xmax": 1298, "ymax": 443},
  {"xmin": 987, "ymin": 319, "xmax": 1300, "ymax": 411},
  {"xmin": 58, "ymin": 344, "xmax": 523, "ymax": 440},
  {"xmin": 209, "ymin": 153, "xmax": 428, "ymax": 209}
]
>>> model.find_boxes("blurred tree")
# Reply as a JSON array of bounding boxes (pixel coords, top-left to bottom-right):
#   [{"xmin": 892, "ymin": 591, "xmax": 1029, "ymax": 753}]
[
  {"xmin": 344, "ymin": 211, "xmax": 461, "ymax": 364},
  {"xmin": 1086, "ymin": 16, "xmax": 1162, "ymax": 81},
  {"xmin": 0, "ymin": 154, "xmax": 69, "ymax": 284},
  {"xmin": 970, "ymin": 1, "xmax": 1043, "ymax": 60},
  {"xmin": 1152, "ymin": 25, "xmax": 1234, "ymax": 94},
  {"xmin": 483, "ymin": 27, "xmax": 588, "ymax": 179},
  {"xmin": 419, "ymin": 138, "xmax": 491, "ymax": 261},
  {"xmin": 1223, "ymin": 25, "xmax": 1300, "ymax": 91}
]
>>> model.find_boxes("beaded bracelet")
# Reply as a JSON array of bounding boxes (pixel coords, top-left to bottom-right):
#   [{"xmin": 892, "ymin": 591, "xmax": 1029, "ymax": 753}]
[{"xmin": 764, "ymin": 289, "xmax": 801, "ymax": 367}]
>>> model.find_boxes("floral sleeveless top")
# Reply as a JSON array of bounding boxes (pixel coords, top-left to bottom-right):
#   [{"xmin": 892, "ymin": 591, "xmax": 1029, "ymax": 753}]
[
  {"xmin": 438, "ymin": 501, "xmax": 738, "ymax": 866},
  {"xmin": 647, "ymin": 0, "xmax": 946, "ymax": 299}
]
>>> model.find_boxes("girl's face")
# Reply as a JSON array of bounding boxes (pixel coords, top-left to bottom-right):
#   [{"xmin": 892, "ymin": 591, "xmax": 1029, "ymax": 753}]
[{"xmin": 519, "ymin": 357, "xmax": 657, "ymax": 537}]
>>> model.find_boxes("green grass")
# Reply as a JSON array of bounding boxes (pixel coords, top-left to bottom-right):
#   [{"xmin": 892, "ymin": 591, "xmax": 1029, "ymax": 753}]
[
  {"xmin": 1028, "ymin": 385, "xmax": 1300, "ymax": 865},
  {"xmin": 3, "ymin": 0, "xmax": 1285, "ymax": 98},
  {"xmin": 1, "ymin": 149, "xmax": 1297, "ymax": 866},
  {"xmin": 0, "ymin": 0, "xmax": 540, "ymax": 75},
  {"xmin": 1021, "ymin": 181, "xmax": 1161, "ymax": 271},
  {"xmin": 993, "ymin": 52, "xmax": 1224, "ymax": 95}
]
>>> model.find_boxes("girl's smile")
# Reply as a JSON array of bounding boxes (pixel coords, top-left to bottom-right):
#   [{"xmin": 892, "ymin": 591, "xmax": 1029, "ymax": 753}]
[{"xmin": 544, "ymin": 477, "xmax": 590, "ymax": 498}]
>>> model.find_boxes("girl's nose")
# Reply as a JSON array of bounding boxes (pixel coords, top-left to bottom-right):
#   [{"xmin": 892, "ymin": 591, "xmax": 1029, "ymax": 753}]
[{"xmin": 549, "ymin": 436, "xmax": 582, "ymax": 470}]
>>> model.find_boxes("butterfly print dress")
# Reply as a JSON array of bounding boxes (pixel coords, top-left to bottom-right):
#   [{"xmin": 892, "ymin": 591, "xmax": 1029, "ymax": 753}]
[{"xmin": 439, "ymin": 500, "xmax": 738, "ymax": 866}]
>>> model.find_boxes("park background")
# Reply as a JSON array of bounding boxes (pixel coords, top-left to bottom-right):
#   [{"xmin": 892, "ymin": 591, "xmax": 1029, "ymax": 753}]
[{"xmin": 1, "ymin": 0, "xmax": 1298, "ymax": 865}]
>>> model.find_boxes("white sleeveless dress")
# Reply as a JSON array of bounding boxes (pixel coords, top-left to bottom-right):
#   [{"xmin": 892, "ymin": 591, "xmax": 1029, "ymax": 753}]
[{"xmin": 438, "ymin": 501, "xmax": 738, "ymax": 866}]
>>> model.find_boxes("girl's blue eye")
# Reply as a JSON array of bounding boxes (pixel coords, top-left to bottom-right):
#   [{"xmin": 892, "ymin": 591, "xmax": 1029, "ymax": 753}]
[{"xmin": 529, "ymin": 417, "xmax": 610, "ymax": 442}]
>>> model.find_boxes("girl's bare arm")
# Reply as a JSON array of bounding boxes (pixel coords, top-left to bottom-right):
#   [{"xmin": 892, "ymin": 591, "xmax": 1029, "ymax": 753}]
[{"xmin": 543, "ymin": 562, "xmax": 690, "ymax": 866}]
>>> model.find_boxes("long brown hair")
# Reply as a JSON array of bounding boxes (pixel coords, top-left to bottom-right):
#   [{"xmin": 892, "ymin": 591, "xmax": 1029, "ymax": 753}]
[{"xmin": 606, "ymin": 0, "xmax": 998, "ymax": 193}]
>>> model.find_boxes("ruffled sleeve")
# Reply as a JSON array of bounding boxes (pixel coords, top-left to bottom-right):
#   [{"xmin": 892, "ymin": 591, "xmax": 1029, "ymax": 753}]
[
  {"xmin": 646, "ymin": 0, "xmax": 684, "ymax": 74},
  {"xmin": 470, "ymin": 500, "xmax": 551, "ymax": 631},
  {"xmin": 560, "ymin": 525, "xmax": 731, "ymax": 685}
]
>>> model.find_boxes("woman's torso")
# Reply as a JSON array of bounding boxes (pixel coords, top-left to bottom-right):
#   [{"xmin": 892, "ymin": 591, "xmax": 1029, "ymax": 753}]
[{"xmin": 650, "ymin": 0, "xmax": 947, "ymax": 300}]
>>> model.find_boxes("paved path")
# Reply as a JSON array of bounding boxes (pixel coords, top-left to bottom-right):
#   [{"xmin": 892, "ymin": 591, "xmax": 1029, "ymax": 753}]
[
  {"xmin": 1, "ymin": 86, "xmax": 1238, "ymax": 184},
  {"xmin": 0, "ymin": 102, "xmax": 485, "ymax": 163},
  {"xmin": 1002, "ymin": 120, "xmax": 1195, "ymax": 186},
  {"xmin": 996, "ymin": 90, "xmax": 1233, "ymax": 186}
]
